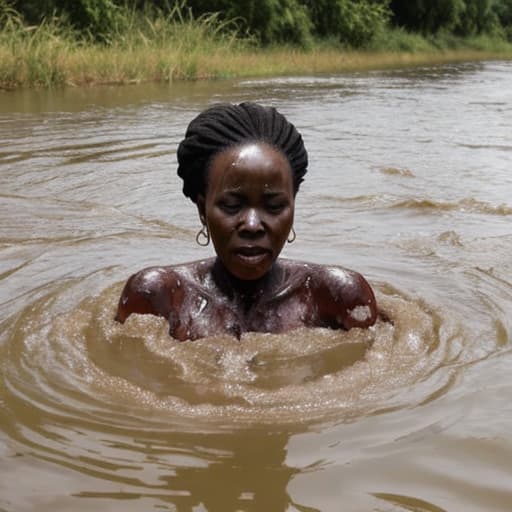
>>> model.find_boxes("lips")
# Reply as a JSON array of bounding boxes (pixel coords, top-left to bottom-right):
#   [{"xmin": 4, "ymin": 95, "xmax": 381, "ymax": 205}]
[
  {"xmin": 234, "ymin": 246, "xmax": 271, "ymax": 265},
  {"xmin": 237, "ymin": 246, "xmax": 269, "ymax": 256}
]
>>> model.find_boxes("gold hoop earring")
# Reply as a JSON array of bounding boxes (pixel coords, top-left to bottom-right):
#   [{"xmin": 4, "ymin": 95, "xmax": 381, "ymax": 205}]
[
  {"xmin": 196, "ymin": 225, "xmax": 210, "ymax": 246},
  {"xmin": 287, "ymin": 227, "xmax": 296, "ymax": 244}
]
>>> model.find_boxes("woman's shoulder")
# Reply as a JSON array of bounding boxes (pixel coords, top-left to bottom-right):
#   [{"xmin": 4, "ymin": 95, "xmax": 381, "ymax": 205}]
[
  {"xmin": 115, "ymin": 259, "xmax": 215, "ymax": 323},
  {"xmin": 316, "ymin": 263, "xmax": 377, "ymax": 328},
  {"xmin": 279, "ymin": 258, "xmax": 364, "ymax": 287},
  {"xmin": 280, "ymin": 259, "xmax": 377, "ymax": 328},
  {"xmin": 126, "ymin": 259, "xmax": 213, "ymax": 288}
]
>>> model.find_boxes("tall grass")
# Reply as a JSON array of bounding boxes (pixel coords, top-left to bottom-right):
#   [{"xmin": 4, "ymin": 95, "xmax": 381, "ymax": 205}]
[
  {"xmin": 0, "ymin": 3, "xmax": 249, "ymax": 88},
  {"xmin": 0, "ymin": 8, "xmax": 74, "ymax": 87},
  {"xmin": 368, "ymin": 26, "xmax": 512, "ymax": 53},
  {"xmin": 1, "ymin": 2, "xmax": 511, "ymax": 89}
]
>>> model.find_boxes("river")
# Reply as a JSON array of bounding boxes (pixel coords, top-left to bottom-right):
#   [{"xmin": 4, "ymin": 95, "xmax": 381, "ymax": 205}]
[{"xmin": 1, "ymin": 60, "xmax": 511, "ymax": 511}]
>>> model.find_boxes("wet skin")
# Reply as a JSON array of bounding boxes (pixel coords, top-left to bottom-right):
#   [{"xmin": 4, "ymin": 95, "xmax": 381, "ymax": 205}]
[{"xmin": 115, "ymin": 143, "xmax": 377, "ymax": 341}]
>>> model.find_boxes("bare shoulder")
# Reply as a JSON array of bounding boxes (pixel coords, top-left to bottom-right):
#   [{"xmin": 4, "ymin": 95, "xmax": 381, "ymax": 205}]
[
  {"xmin": 115, "ymin": 266, "xmax": 180, "ymax": 323},
  {"xmin": 309, "ymin": 262, "xmax": 377, "ymax": 329},
  {"xmin": 114, "ymin": 260, "xmax": 213, "ymax": 323}
]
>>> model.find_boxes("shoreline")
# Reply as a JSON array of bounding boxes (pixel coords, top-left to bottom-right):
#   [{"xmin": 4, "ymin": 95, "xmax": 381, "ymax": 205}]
[
  {"xmin": 2, "ymin": 1, "xmax": 512, "ymax": 91},
  {"xmin": 214, "ymin": 48, "xmax": 512, "ymax": 79},
  {"xmin": 1, "ymin": 47, "xmax": 511, "ymax": 91}
]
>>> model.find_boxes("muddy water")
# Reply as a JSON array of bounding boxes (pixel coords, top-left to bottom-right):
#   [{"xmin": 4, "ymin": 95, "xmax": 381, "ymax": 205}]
[{"xmin": 1, "ymin": 61, "xmax": 511, "ymax": 511}]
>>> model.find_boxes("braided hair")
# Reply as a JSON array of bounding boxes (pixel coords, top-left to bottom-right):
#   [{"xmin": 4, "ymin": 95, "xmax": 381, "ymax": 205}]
[{"xmin": 177, "ymin": 102, "xmax": 308, "ymax": 203}]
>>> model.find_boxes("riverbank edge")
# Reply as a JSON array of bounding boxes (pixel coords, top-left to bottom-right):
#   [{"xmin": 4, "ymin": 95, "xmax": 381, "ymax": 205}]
[{"xmin": 1, "ymin": 47, "xmax": 511, "ymax": 90}]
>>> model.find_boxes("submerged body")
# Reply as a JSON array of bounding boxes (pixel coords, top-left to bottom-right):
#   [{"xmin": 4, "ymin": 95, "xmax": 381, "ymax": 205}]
[{"xmin": 115, "ymin": 258, "xmax": 377, "ymax": 341}]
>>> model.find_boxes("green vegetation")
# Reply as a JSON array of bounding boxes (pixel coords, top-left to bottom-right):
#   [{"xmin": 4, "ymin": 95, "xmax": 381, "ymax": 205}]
[{"xmin": 1, "ymin": 0, "xmax": 511, "ymax": 89}]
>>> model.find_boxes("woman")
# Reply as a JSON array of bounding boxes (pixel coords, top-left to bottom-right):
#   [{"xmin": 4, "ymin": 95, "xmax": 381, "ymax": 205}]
[{"xmin": 115, "ymin": 102, "xmax": 377, "ymax": 341}]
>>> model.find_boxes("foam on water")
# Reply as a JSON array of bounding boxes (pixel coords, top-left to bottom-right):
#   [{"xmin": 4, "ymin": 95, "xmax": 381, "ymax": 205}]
[{"xmin": 0, "ymin": 281, "xmax": 468, "ymax": 431}]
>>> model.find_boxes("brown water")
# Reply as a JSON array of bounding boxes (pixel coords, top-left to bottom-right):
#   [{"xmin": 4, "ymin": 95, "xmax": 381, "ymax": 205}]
[{"xmin": 1, "ymin": 61, "xmax": 511, "ymax": 511}]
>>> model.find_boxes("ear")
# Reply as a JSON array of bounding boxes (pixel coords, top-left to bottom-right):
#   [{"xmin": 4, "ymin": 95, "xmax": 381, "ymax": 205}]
[{"xmin": 196, "ymin": 194, "xmax": 206, "ymax": 225}]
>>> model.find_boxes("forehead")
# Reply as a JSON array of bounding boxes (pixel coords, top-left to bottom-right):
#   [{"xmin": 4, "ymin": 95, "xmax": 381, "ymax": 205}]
[{"xmin": 208, "ymin": 143, "xmax": 292, "ymax": 190}]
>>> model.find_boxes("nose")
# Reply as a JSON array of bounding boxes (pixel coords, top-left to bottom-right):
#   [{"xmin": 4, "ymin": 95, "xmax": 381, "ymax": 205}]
[{"xmin": 239, "ymin": 208, "xmax": 264, "ymax": 236}]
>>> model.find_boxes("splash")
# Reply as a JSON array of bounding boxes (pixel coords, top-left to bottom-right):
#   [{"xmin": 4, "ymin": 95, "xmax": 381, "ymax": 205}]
[{"xmin": 0, "ymin": 282, "xmax": 468, "ymax": 430}]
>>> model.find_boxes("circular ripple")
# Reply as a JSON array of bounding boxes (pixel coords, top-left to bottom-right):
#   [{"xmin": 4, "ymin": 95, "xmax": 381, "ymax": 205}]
[{"xmin": 0, "ymin": 282, "xmax": 467, "ymax": 436}]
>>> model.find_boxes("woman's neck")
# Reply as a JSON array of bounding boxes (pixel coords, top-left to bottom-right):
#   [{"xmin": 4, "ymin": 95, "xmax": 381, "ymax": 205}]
[{"xmin": 211, "ymin": 258, "xmax": 282, "ymax": 307}]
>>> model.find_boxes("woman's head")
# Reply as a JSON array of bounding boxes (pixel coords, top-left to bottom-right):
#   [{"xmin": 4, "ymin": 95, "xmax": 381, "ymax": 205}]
[
  {"xmin": 197, "ymin": 142, "xmax": 295, "ymax": 280},
  {"xmin": 177, "ymin": 102, "xmax": 308, "ymax": 204}
]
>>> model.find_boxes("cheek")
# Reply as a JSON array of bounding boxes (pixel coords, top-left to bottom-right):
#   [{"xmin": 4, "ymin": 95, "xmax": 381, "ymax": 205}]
[
  {"xmin": 206, "ymin": 211, "xmax": 234, "ymax": 240},
  {"xmin": 279, "ymin": 206, "xmax": 295, "ymax": 229},
  {"xmin": 272, "ymin": 212, "xmax": 294, "ymax": 243}
]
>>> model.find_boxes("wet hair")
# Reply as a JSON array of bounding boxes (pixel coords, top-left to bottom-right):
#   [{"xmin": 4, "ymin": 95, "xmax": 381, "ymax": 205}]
[{"xmin": 177, "ymin": 102, "xmax": 308, "ymax": 203}]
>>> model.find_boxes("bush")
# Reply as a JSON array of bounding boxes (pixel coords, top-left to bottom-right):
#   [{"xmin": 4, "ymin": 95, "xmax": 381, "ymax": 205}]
[
  {"xmin": 389, "ymin": 0, "xmax": 465, "ymax": 34},
  {"xmin": 11, "ymin": 0, "xmax": 122, "ymax": 41},
  {"xmin": 493, "ymin": 0, "xmax": 512, "ymax": 39},
  {"xmin": 369, "ymin": 26, "xmax": 435, "ymax": 51},
  {"xmin": 304, "ymin": 0, "xmax": 391, "ymax": 48},
  {"xmin": 455, "ymin": 0, "xmax": 501, "ymax": 36},
  {"xmin": 185, "ymin": 0, "xmax": 313, "ymax": 46},
  {"xmin": 6, "ymin": 0, "xmax": 512, "ymax": 46}
]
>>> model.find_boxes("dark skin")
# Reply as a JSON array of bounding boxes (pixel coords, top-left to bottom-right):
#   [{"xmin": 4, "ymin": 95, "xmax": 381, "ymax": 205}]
[{"xmin": 115, "ymin": 143, "xmax": 377, "ymax": 341}]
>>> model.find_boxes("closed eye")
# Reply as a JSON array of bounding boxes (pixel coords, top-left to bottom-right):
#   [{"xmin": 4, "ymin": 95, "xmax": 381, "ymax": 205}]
[
  {"xmin": 218, "ymin": 200, "xmax": 242, "ymax": 214},
  {"xmin": 265, "ymin": 194, "xmax": 290, "ymax": 213},
  {"xmin": 266, "ymin": 202, "xmax": 287, "ymax": 213}
]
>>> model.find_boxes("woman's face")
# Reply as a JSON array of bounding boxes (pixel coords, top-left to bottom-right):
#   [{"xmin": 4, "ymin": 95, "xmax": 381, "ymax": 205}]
[{"xmin": 197, "ymin": 143, "xmax": 295, "ymax": 281}]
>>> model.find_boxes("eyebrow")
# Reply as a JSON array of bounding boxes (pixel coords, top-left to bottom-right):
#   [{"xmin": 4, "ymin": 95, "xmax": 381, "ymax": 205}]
[
  {"xmin": 221, "ymin": 189, "xmax": 288, "ymax": 198},
  {"xmin": 221, "ymin": 184, "xmax": 287, "ymax": 192}
]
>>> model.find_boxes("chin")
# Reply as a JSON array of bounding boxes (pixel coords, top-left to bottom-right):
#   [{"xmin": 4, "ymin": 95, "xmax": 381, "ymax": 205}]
[{"xmin": 231, "ymin": 267, "xmax": 268, "ymax": 281}]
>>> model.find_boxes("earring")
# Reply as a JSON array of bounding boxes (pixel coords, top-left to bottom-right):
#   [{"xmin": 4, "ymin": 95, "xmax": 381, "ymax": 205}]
[
  {"xmin": 196, "ymin": 224, "xmax": 210, "ymax": 246},
  {"xmin": 287, "ymin": 227, "xmax": 296, "ymax": 243}
]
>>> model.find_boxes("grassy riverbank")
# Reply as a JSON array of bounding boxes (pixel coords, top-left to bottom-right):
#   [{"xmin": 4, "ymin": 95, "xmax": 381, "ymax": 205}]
[{"xmin": 1, "ymin": 7, "xmax": 512, "ymax": 89}]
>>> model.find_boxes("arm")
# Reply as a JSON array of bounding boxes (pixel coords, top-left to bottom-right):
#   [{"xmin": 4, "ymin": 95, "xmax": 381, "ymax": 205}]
[{"xmin": 114, "ymin": 267, "xmax": 180, "ymax": 323}]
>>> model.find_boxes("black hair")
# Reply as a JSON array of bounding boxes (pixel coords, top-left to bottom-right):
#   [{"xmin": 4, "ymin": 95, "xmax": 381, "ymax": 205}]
[{"xmin": 177, "ymin": 102, "xmax": 308, "ymax": 203}]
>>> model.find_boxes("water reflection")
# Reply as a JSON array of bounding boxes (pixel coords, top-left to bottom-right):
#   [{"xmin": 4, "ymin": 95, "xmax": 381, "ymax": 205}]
[
  {"xmin": 73, "ymin": 430, "xmax": 301, "ymax": 512},
  {"xmin": 373, "ymin": 492, "xmax": 447, "ymax": 512}
]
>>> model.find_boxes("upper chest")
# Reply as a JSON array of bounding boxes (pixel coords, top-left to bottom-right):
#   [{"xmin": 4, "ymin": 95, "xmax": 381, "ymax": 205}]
[{"xmin": 170, "ymin": 274, "xmax": 319, "ymax": 339}]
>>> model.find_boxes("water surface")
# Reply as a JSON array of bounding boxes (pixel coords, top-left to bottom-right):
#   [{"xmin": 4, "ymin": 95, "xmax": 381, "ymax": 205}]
[{"xmin": 1, "ymin": 61, "xmax": 511, "ymax": 511}]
